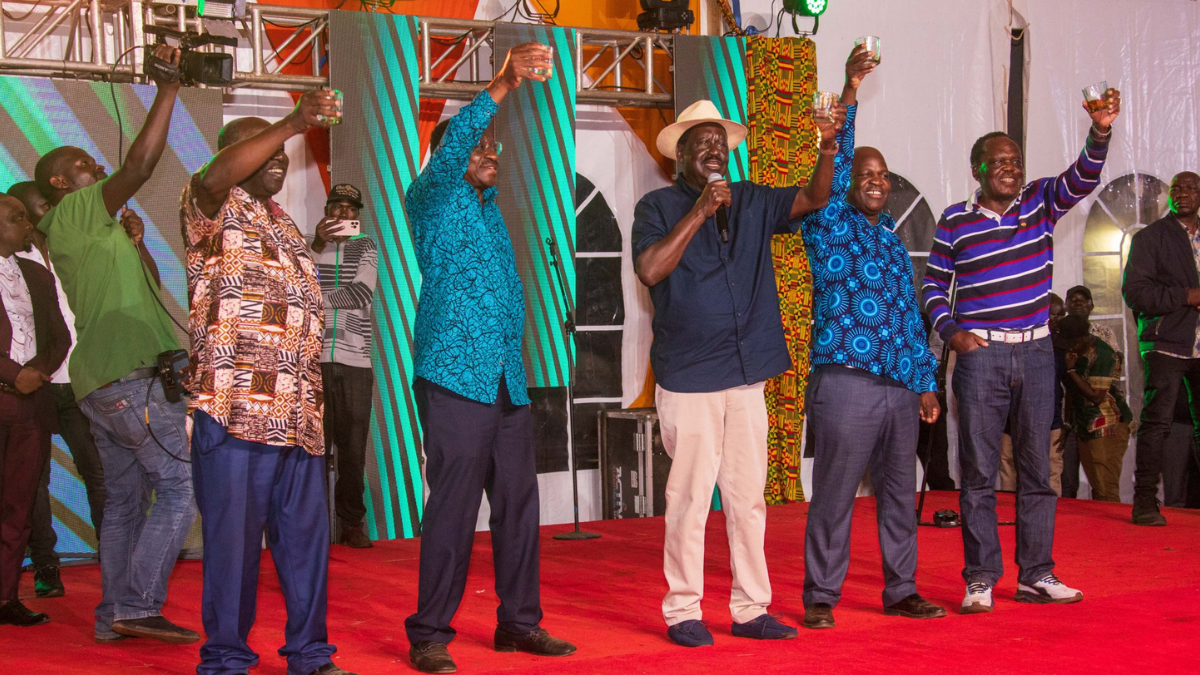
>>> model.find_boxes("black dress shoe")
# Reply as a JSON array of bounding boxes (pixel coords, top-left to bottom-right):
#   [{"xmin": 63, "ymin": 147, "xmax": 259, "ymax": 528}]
[
  {"xmin": 112, "ymin": 615, "xmax": 200, "ymax": 644},
  {"xmin": 884, "ymin": 594, "xmax": 948, "ymax": 619},
  {"xmin": 306, "ymin": 664, "xmax": 359, "ymax": 675},
  {"xmin": 34, "ymin": 565, "xmax": 66, "ymax": 598},
  {"xmin": 802, "ymin": 603, "xmax": 835, "ymax": 629},
  {"xmin": 410, "ymin": 641, "xmax": 456, "ymax": 674},
  {"xmin": 0, "ymin": 599, "xmax": 50, "ymax": 626},
  {"xmin": 494, "ymin": 627, "xmax": 576, "ymax": 656}
]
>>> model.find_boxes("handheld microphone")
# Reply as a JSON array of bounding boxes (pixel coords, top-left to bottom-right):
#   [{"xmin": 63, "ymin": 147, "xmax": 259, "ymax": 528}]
[{"xmin": 707, "ymin": 172, "xmax": 729, "ymax": 243}]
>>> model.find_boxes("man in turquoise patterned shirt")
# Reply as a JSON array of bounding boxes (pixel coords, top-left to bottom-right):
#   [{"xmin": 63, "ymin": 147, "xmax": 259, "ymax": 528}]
[
  {"xmin": 799, "ymin": 45, "xmax": 945, "ymax": 630},
  {"xmin": 403, "ymin": 42, "xmax": 576, "ymax": 675}
]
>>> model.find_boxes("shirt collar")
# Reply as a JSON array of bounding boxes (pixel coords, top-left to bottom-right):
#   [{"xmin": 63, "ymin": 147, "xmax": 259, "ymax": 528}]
[
  {"xmin": 969, "ymin": 188, "xmax": 1018, "ymax": 221},
  {"xmin": 674, "ymin": 174, "xmax": 704, "ymax": 198}
]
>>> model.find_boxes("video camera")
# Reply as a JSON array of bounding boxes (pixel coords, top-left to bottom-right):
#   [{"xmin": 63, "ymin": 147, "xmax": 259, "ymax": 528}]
[{"xmin": 143, "ymin": 25, "xmax": 237, "ymax": 87}]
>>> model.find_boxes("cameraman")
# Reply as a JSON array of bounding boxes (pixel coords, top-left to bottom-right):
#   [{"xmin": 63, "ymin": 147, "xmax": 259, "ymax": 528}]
[
  {"xmin": 34, "ymin": 44, "xmax": 197, "ymax": 644},
  {"xmin": 312, "ymin": 184, "xmax": 378, "ymax": 549}
]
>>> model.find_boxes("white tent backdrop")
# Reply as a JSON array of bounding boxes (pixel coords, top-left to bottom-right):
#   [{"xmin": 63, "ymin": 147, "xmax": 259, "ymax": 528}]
[{"xmin": 1021, "ymin": 0, "xmax": 1200, "ymax": 502}]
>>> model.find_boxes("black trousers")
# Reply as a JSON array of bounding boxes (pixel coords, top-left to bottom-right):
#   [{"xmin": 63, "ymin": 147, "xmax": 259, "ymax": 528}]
[
  {"xmin": 1133, "ymin": 352, "xmax": 1200, "ymax": 498},
  {"xmin": 321, "ymin": 363, "xmax": 374, "ymax": 532},
  {"xmin": 27, "ymin": 382, "xmax": 107, "ymax": 567},
  {"xmin": 1, "ymin": 398, "xmax": 49, "ymax": 601},
  {"xmin": 404, "ymin": 378, "xmax": 542, "ymax": 645}
]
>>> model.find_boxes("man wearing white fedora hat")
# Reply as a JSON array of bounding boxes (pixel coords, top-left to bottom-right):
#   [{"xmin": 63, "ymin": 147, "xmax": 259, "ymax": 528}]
[{"xmin": 633, "ymin": 87, "xmax": 845, "ymax": 647}]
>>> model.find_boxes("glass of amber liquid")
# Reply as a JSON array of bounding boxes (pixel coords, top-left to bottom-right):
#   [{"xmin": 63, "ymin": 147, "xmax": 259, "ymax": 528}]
[{"xmin": 1083, "ymin": 81, "xmax": 1109, "ymax": 113}]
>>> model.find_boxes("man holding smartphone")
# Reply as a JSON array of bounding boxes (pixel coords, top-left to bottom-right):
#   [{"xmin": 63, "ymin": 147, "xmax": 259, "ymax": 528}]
[{"xmin": 312, "ymin": 184, "xmax": 378, "ymax": 549}]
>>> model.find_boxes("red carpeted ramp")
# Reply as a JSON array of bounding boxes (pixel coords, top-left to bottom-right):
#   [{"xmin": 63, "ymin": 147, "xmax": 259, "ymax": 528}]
[{"xmin": 7, "ymin": 492, "xmax": 1198, "ymax": 674}]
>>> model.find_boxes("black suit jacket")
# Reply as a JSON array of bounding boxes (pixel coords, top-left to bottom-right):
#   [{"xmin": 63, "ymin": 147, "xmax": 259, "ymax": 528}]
[{"xmin": 0, "ymin": 256, "xmax": 71, "ymax": 432}]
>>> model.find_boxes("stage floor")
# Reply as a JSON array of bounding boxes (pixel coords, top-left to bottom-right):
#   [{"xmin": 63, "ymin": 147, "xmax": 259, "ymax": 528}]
[{"xmin": 8, "ymin": 492, "xmax": 1198, "ymax": 674}]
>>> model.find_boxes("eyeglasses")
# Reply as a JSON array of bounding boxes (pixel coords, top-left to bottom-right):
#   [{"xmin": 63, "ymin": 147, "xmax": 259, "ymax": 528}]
[{"xmin": 473, "ymin": 140, "xmax": 503, "ymax": 156}]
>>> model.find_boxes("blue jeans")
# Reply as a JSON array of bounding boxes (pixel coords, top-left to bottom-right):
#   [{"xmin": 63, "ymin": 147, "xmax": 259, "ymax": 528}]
[
  {"xmin": 79, "ymin": 376, "xmax": 196, "ymax": 639},
  {"xmin": 192, "ymin": 411, "xmax": 335, "ymax": 675},
  {"xmin": 952, "ymin": 336, "xmax": 1057, "ymax": 587}
]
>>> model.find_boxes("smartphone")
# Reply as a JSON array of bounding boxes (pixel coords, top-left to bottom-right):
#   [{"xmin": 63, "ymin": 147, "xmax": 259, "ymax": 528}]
[{"xmin": 334, "ymin": 219, "xmax": 360, "ymax": 236}]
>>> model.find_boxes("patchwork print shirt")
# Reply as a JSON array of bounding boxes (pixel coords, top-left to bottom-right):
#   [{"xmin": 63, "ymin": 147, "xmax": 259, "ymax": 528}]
[{"xmin": 180, "ymin": 180, "xmax": 326, "ymax": 455}]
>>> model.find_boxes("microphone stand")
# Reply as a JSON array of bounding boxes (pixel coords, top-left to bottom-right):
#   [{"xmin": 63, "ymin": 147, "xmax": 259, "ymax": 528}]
[
  {"xmin": 917, "ymin": 274, "xmax": 956, "ymax": 527},
  {"xmin": 545, "ymin": 236, "xmax": 601, "ymax": 541}
]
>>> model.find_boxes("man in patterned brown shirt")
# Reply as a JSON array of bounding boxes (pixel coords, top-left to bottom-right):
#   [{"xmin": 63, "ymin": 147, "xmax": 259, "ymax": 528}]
[{"xmin": 180, "ymin": 89, "xmax": 356, "ymax": 675}]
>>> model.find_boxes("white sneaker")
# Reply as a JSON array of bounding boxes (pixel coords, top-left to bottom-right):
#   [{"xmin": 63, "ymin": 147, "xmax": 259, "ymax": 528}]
[
  {"xmin": 1015, "ymin": 574, "xmax": 1083, "ymax": 604},
  {"xmin": 960, "ymin": 582, "xmax": 994, "ymax": 614}
]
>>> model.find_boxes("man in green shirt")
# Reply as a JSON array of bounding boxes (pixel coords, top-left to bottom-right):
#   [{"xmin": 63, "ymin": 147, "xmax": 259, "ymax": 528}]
[{"xmin": 34, "ymin": 44, "xmax": 197, "ymax": 645}]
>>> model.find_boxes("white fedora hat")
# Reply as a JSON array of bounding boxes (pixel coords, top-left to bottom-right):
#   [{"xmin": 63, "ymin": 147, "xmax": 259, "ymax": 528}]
[{"xmin": 656, "ymin": 99, "xmax": 748, "ymax": 160}]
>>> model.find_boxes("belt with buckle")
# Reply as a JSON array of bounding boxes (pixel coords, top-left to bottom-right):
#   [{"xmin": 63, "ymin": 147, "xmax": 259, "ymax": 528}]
[
  {"xmin": 968, "ymin": 325, "xmax": 1050, "ymax": 344},
  {"xmin": 98, "ymin": 366, "xmax": 159, "ymax": 389}
]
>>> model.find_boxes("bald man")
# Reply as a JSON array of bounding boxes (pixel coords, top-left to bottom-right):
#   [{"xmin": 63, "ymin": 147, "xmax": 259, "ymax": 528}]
[
  {"xmin": 180, "ymin": 90, "xmax": 356, "ymax": 675},
  {"xmin": 1123, "ymin": 171, "xmax": 1200, "ymax": 527},
  {"xmin": 798, "ymin": 45, "xmax": 946, "ymax": 630}
]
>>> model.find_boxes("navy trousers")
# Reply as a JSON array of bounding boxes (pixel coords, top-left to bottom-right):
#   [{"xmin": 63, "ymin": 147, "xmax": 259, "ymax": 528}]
[
  {"xmin": 405, "ymin": 378, "xmax": 542, "ymax": 645},
  {"xmin": 803, "ymin": 366, "xmax": 921, "ymax": 608},
  {"xmin": 191, "ymin": 411, "xmax": 336, "ymax": 675}
]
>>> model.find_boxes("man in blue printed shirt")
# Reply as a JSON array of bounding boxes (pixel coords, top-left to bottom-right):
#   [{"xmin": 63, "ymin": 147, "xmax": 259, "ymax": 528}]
[
  {"xmin": 799, "ymin": 46, "xmax": 945, "ymax": 631},
  {"xmin": 924, "ymin": 86, "xmax": 1121, "ymax": 614},
  {"xmin": 632, "ymin": 89, "xmax": 844, "ymax": 646},
  {"xmin": 403, "ymin": 42, "xmax": 576, "ymax": 674}
]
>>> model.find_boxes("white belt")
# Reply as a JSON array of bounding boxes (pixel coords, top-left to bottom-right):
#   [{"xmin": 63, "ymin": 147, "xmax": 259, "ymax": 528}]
[{"xmin": 968, "ymin": 325, "xmax": 1050, "ymax": 344}]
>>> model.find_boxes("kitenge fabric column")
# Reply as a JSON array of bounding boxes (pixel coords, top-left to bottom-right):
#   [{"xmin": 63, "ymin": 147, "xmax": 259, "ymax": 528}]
[{"xmin": 747, "ymin": 36, "xmax": 820, "ymax": 504}]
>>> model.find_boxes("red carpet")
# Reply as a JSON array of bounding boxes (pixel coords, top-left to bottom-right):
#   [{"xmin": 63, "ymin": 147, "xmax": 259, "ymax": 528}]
[{"xmin": 7, "ymin": 492, "xmax": 1199, "ymax": 674}]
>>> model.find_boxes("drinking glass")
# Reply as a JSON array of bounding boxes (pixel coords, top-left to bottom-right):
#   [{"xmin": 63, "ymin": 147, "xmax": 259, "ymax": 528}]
[
  {"xmin": 855, "ymin": 35, "xmax": 881, "ymax": 63},
  {"xmin": 812, "ymin": 91, "xmax": 840, "ymax": 120},
  {"xmin": 1082, "ymin": 80, "xmax": 1109, "ymax": 113},
  {"xmin": 532, "ymin": 45, "xmax": 555, "ymax": 78}
]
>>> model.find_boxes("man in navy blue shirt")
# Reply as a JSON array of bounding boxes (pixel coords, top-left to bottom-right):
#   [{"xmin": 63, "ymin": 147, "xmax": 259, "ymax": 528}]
[
  {"xmin": 632, "ymin": 92, "xmax": 842, "ymax": 646},
  {"xmin": 404, "ymin": 43, "xmax": 576, "ymax": 674},
  {"xmin": 799, "ymin": 46, "xmax": 945, "ymax": 630}
]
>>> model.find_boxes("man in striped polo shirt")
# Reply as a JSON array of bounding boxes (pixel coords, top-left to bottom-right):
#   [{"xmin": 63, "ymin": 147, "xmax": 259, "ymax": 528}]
[{"xmin": 923, "ymin": 88, "xmax": 1121, "ymax": 614}]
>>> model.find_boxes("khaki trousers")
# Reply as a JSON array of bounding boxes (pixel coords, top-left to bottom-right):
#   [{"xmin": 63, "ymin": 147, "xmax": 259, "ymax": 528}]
[
  {"xmin": 1077, "ymin": 423, "xmax": 1131, "ymax": 503},
  {"xmin": 657, "ymin": 382, "xmax": 770, "ymax": 626},
  {"xmin": 1000, "ymin": 428, "xmax": 1065, "ymax": 495}
]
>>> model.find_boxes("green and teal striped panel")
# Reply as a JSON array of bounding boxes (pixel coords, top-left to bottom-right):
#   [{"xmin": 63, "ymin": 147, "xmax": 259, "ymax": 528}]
[
  {"xmin": 329, "ymin": 10, "xmax": 424, "ymax": 539},
  {"xmin": 494, "ymin": 24, "xmax": 577, "ymax": 388}
]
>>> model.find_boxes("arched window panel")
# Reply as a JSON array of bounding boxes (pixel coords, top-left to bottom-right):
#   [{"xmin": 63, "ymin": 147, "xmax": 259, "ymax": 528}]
[
  {"xmin": 884, "ymin": 172, "xmax": 937, "ymax": 303},
  {"xmin": 1082, "ymin": 172, "xmax": 1170, "ymax": 403}
]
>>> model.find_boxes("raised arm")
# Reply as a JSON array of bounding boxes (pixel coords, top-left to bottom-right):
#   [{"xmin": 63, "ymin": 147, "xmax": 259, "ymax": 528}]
[
  {"xmin": 193, "ymin": 90, "xmax": 337, "ymax": 219},
  {"xmin": 789, "ymin": 111, "xmax": 843, "ymax": 219},
  {"xmin": 1041, "ymin": 89, "xmax": 1120, "ymax": 223},
  {"xmin": 100, "ymin": 45, "xmax": 182, "ymax": 217}
]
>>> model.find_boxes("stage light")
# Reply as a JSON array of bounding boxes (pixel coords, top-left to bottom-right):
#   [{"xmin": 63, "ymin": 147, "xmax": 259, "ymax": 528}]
[
  {"xmin": 783, "ymin": 0, "xmax": 829, "ymax": 16},
  {"xmin": 637, "ymin": 0, "xmax": 695, "ymax": 32},
  {"xmin": 196, "ymin": 0, "xmax": 246, "ymax": 20}
]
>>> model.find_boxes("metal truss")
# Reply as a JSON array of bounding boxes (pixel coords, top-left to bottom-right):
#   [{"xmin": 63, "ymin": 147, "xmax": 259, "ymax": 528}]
[{"xmin": 0, "ymin": 1, "xmax": 675, "ymax": 107}]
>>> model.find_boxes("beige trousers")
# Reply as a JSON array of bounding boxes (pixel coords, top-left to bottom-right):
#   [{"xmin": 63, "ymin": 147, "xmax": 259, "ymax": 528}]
[
  {"xmin": 656, "ymin": 382, "xmax": 770, "ymax": 626},
  {"xmin": 1077, "ymin": 423, "xmax": 1131, "ymax": 502},
  {"xmin": 999, "ymin": 428, "xmax": 1065, "ymax": 495}
]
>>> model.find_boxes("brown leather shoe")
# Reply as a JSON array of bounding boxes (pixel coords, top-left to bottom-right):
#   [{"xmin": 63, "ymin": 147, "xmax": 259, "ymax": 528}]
[
  {"xmin": 410, "ymin": 641, "xmax": 456, "ymax": 674},
  {"xmin": 884, "ymin": 594, "xmax": 947, "ymax": 619},
  {"xmin": 341, "ymin": 524, "xmax": 374, "ymax": 548},
  {"xmin": 0, "ymin": 599, "xmax": 50, "ymax": 626},
  {"xmin": 111, "ymin": 615, "xmax": 200, "ymax": 644},
  {"xmin": 802, "ymin": 603, "xmax": 835, "ymax": 629},
  {"xmin": 494, "ymin": 627, "xmax": 576, "ymax": 656}
]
